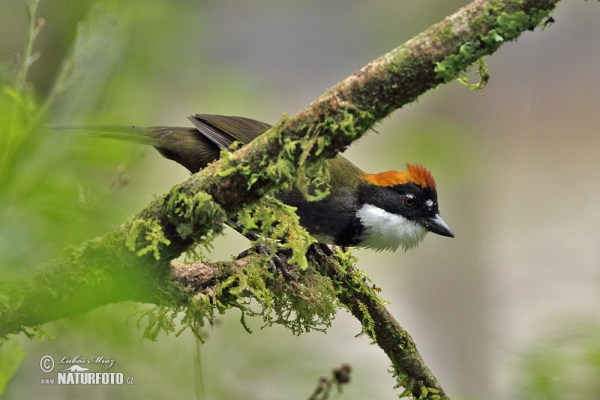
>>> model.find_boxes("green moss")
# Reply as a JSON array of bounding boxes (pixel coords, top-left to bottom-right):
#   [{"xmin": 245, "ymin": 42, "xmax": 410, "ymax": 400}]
[
  {"xmin": 135, "ymin": 305, "xmax": 179, "ymax": 342},
  {"xmin": 261, "ymin": 263, "xmax": 338, "ymax": 335},
  {"xmin": 135, "ymin": 242, "xmax": 342, "ymax": 341},
  {"xmin": 395, "ymin": 372, "xmax": 442, "ymax": 400},
  {"xmin": 356, "ymin": 301, "xmax": 376, "ymax": 339},
  {"xmin": 168, "ymin": 189, "xmax": 225, "ymax": 230},
  {"xmin": 456, "ymin": 57, "xmax": 490, "ymax": 92},
  {"xmin": 293, "ymin": 104, "xmax": 377, "ymax": 202},
  {"xmin": 125, "ymin": 218, "xmax": 171, "ymax": 260},
  {"xmin": 435, "ymin": 6, "xmax": 554, "ymax": 84},
  {"xmin": 236, "ymin": 196, "xmax": 315, "ymax": 271}
]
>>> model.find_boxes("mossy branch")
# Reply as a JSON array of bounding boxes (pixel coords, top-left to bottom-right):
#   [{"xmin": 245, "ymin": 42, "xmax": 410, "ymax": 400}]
[
  {"xmin": 171, "ymin": 248, "xmax": 449, "ymax": 399},
  {"xmin": 0, "ymin": 0, "xmax": 560, "ymax": 398}
]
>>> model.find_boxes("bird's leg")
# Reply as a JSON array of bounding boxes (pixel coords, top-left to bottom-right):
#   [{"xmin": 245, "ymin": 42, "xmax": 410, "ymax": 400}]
[
  {"xmin": 317, "ymin": 243, "xmax": 335, "ymax": 256},
  {"xmin": 306, "ymin": 243, "xmax": 336, "ymax": 267},
  {"xmin": 228, "ymin": 220, "xmax": 296, "ymax": 280}
]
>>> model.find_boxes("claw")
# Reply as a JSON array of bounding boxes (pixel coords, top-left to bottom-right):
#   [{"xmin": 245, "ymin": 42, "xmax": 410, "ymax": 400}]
[
  {"xmin": 256, "ymin": 244, "xmax": 295, "ymax": 281},
  {"xmin": 228, "ymin": 220, "xmax": 296, "ymax": 280},
  {"xmin": 318, "ymin": 243, "xmax": 335, "ymax": 256},
  {"xmin": 272, "ymin": 253, "xmax": 296, "ymax": 281}
]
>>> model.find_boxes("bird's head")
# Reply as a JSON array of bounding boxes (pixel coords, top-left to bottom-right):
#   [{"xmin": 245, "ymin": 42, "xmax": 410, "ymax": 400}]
[{"xmin": 357, "ymin": 163, "xmax": 454, "ymax": 251}]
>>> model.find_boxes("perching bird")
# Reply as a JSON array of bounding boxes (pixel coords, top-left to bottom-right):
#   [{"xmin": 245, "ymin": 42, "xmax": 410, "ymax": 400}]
[{"xmin": 52, "ymin": 114, "xmax": 454, "ymax": 252}]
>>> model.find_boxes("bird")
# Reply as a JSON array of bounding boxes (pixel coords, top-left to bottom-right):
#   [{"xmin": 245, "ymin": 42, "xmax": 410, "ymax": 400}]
[{"xmin": 52, "ymin": 114, "xmax": 454, "ymax": 252}]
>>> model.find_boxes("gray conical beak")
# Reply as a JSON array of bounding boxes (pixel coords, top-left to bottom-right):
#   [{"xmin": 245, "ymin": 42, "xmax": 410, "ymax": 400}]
[{"xmin": 423, "ymin": 214, "xmax": 454, "ymax": 238}]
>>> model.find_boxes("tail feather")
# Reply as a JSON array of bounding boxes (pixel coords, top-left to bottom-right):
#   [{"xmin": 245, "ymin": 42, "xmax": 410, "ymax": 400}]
[
  {"xmin": 50, "ymin": 123, "xmax": 220, "ymax": 172},
  {"xmin": 49, "ymin": 123, "xmax": 158, "ymax": 146}
]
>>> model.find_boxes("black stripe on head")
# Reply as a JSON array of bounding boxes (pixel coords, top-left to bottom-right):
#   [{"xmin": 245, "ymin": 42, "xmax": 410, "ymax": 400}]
[{"xmin": 358, "ymin": 182, "xmax": 439, "ymax": 221}]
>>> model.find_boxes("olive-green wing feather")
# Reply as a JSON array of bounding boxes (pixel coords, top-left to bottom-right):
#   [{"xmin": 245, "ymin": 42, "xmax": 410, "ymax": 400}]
[{"xmin": 188, "ymin": 114, "xmax": 272, "ymax": 149}]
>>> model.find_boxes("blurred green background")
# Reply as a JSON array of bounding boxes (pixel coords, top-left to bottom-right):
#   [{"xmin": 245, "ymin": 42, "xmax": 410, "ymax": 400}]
[{"xmin": 1, "ymin": 0, "xmax": 600, "ymax": 399}]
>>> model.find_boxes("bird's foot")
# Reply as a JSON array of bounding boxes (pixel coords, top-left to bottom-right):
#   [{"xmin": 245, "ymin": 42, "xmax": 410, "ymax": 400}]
[
  {"xmin": 317, "ymin": 243, "xmax": 335, "ymax": 256},
  {"xmin": 236, "ymin": 244, "xmax": 296, "ymax": 281}
]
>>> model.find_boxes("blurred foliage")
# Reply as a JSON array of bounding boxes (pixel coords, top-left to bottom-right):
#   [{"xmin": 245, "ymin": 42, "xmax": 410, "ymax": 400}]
[
  {"xmin": 0, "ymin": 1, "xmax": 136, "ymax": 278},
  {"xmin": 0, "ymin": 1, "xmax": 173, "ymax": 396},
  {"xmin": 516, "ymin": 321, "xmax": 600, "ymax": 400},
  {"xmin": 0, "ymin": 338, "xmax": 25, "ymax": 395}
]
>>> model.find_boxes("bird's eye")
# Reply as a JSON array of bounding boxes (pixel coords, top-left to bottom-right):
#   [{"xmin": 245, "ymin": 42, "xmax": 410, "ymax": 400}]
[{"xmin": 403, "ymin": 194, "xmax": 417, "ymax": 207}]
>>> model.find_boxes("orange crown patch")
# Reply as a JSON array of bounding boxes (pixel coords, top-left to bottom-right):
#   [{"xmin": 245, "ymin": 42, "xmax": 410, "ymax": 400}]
[{"xmin": 362, "ymin": 163, "xmax": 436, "ymax": 190}]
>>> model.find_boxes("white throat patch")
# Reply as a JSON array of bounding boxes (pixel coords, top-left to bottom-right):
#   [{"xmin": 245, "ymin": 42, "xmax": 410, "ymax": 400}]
[{"xmin": 356, "ymin": 204, "xmax": 427, "ymax": 252}]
